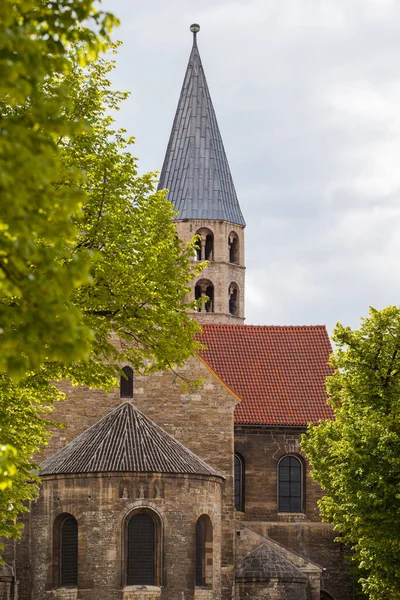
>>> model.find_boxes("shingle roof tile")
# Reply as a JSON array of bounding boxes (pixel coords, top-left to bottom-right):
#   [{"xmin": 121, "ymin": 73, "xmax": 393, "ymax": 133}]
[
  {"xmin": 236, "ymin": 543, "xmax": 307, "ymax": 583},
  {"xmin": 198, "ymin": 324, "xmax": 334, "ymax": 426},
  {"xmin": 40, "ymin": 402, "xmax": 223, "ymax": 478},
  {"xmin": 158, "ymin": 34, "xmax": 245, "ymax": 226}
]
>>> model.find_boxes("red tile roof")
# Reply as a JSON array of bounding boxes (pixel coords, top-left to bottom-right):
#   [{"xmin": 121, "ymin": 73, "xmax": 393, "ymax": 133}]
[{"xmin": 198, "ymin": 324, "xmax": 334, "ymax": 427}]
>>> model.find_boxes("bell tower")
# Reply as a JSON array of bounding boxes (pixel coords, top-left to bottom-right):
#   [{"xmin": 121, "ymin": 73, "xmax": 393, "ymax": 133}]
[{"xmin": 158, "ymin": 24, "xmax": 246, "ymax": 324}]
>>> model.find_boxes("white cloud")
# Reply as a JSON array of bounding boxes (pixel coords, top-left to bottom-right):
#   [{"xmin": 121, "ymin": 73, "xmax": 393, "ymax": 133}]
[{"xmin": 103, "ymin": 0, "xmax": 400, "ymax": 333}]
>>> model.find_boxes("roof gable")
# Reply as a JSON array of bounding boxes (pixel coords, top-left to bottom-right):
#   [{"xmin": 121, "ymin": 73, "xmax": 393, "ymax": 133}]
[
  {"xmin": 40, "ymin": 402, "xmax": 223, "ymax": 478},
  {"xmin": 198, "ymin": 324, "xmax": 334, "ymax": 426}
]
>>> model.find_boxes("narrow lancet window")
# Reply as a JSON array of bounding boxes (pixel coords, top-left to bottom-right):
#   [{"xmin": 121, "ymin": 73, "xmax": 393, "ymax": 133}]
[
  {"xmin": 120, "ymin": 366, "xmax": 134, "ymax": 398},
  {"xmin": 228, "ymin": 232, "xmax": 239, "ymax": 264},
  {"xmin": 53, "ymin": 514, "xmax": 78, "ymax": 588},
  {"xmin": 229, "ymin": 283, "xmax": 239, "ymax": 316},
  {"xmin": 127, "ymin": 513, "xmax": 155, "ymax": 585},
  {"xmin": 195, "ymin": 515, "xmax": 213, "ymax": 588},
  {"xmin": 234, "ymin": 453, "xmax": 245, "ymax": 511}
]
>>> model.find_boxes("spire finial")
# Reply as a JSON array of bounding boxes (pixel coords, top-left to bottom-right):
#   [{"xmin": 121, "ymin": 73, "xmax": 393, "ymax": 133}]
[{"xmin": 190, "ymin": 23, "xmax": 200, "ymax": 43}]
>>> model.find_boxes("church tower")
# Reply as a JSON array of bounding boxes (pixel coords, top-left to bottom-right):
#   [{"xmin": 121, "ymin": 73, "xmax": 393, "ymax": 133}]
[{"xmin": 159, "ymin": 24, "xmax": 246, "ymax": 324}]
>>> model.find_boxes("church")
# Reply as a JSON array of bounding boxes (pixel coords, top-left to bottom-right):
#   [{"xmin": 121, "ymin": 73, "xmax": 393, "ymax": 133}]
[{"xmin": 1, "ymin": 24, "xmax": 354, "ymax": 600}]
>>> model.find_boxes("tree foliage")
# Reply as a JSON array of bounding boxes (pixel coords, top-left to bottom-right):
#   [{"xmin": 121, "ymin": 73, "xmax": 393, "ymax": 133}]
[
  {"xmin": 302, "ymin": 306, "xmax": 400, "ymax": 600},
  {"xmin": 0, "ymin": 41, "xmax": 204, "ymax": 544},
  {"xmin": 0, "ymin": 0, "xmax": 117, "ymax": 376},
  {"xmin": 56, "ymin": 45, "xmax": 203, "ymax": 376}
]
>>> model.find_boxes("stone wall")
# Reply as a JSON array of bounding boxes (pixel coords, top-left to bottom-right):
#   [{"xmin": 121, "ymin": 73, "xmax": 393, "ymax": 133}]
[
  {"xmin": 0, "ymin": 582, "xmax": 14, "ymax": 600},
  {"xmin": 122, "ymin": 586, "xmax": 161, "ymax": 600},
  {"xmin": 176, "ymin": 219, "xmax": 245, "ymax": 324},
  {"xmin": 234, "ymin": 426, "xmax": 320, "ymax": 521},
  {"xmin": 235, "ymin": 523, "xmax": 321, "ymax": 600},
  {"xmin": 235, "ymin": 580, "xmax": 307, "ymax": 600},
  {"xmin": 132, "ymin": 358, "xmax": 237, "ymax": 600},
  {"xmin": 52, "ymin": 590, "xmax": 77, "ymax": 600},
  {"xmin": 235, "ymin": 426, "xmax": 354, "ymax": 600},
  {"xmin": 40, "ymin": 357, "xmax": 237, "ymax": 600},
  {"xmin": 22, "ymin": 471, "xmax": 222, "ymax": 600}
]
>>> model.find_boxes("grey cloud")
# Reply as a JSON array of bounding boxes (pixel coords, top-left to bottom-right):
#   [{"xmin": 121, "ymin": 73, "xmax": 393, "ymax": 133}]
[{"xmin": 102, "ymin": 0, "xmax": 400, "ymax": 334}]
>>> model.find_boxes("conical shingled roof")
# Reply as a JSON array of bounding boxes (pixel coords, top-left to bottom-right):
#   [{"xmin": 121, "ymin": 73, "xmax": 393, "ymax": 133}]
[
  {"xmin": 158, "ymin": 28, "xmax": 245, "ymax": 226},
  {"xmin": 40, "ymin": 402, "xmax": 223, "ymax": 478},
  {"xmin": 236, "ymin": 544, "xmax": 307, "ymax": 583}
]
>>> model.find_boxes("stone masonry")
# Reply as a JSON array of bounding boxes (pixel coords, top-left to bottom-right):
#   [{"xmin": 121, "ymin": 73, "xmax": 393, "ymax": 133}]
[
  {"xmin": 234, "ymin": 426, "xmax": 354, "ymax": 599},
  {"xmin": 24, "ymin": 472, "xmax": 222, "ymax": 600},
  {"xmin": 176, "ymin": 220, "xmax": 245, "ymax": 324}
]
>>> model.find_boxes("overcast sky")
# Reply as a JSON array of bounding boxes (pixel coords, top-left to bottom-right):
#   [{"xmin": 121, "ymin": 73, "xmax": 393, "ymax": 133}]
[{"xmin": 101, "ymin": 0, "xmax": 400, "ymax": 333}]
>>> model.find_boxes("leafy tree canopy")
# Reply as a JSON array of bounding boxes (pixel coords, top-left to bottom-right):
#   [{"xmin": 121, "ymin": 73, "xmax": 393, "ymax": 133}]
[
  {"xmin": 0, "ymin": 41, "xmax": 204, "ymax": 543},
  {"xmin": 302, "ymin": 306, "xmax": 400, "ymax": 600},
  {"xmin": 0, "ymin": 0, "xmax": 117, "ymax": 376}
]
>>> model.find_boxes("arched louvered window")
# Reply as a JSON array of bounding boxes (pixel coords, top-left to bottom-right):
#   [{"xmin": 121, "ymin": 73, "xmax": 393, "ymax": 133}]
[
  {"xmin": 127, "ymin": 513, "xmax": 155, "ymax": 585},
  {"xmin": 234, "ymin": 453, "xmax": 245, "ymax": 512},
  {"xmin": 195, "ymin": 515, "xmax": 213, "ymax": 588},
  {"xmin": 120, "ymin": 366, "xmax": 133, "ymax": 398},
  {"xmin": 55, "ymin": 515, "xmax": 78, "ymax": 587},
  {"xmin": 278, "ymin": 455, "xmax": 303, "ymax": 513}
]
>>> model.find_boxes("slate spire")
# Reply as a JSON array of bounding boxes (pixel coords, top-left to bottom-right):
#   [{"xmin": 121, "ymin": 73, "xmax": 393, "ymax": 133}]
[{"xmin": 158, "ymin": 25, "xmax": 245, "ymax": 226}]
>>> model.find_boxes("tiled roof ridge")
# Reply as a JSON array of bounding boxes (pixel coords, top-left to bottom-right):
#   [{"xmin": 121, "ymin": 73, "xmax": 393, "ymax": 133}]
[
  {"xmin": 200, "ymin": 323, "xmax": 329, "ymax": 330},
  {"xmin": 40, "ymin": 401, "xmax": 224, "ymax": 479}
]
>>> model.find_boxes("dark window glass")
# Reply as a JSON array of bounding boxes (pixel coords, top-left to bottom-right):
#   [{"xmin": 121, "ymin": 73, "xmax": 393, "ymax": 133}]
[
  {"xmin": 120, "ymin": 366, "xmax": 133, "ymax": 398},
  {"xmin": 60, "ymin": 517, "xmax": 78, "ymax": 587},
  {"xmin": 229, "ymin": 233, "xmax": 239, "ymax": 263},
  {"xmin": 195, "ymin": 519, "xmax": 205, "ymax": 586},
  {"xmin": 278, "ymin": 456, "xmax": 302, "ymax": 512},
  {"xmin": 127, "ymin": 513, "xmax": 155, "ymax": 585},
  {"xmin": 234, "ymin": 454, "xmax": 244, "ymax": 511},
  {"xmin": 229, "ymin": 285, "xmax": 238, "ymax": 316},
  {"xmin": 205, "ymin": 233, "xmax": 213, "ymax": 261},
  {"xmin": 205, "ymin": 285, "xmax": 214, "ymax": 312}
]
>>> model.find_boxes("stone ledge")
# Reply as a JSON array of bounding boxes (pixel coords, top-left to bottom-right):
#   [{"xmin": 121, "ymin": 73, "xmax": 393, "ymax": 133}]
[
  {"xmin": 123, "ymin": 585, "xmax": 162, "ymax": 600},
  {"xmin": 194, "ymin": 587, "xmax": 214, "ymax": 600},
  {"xmin": 51, "ymin": 589, "xmax": 78, "ymax": 600}
]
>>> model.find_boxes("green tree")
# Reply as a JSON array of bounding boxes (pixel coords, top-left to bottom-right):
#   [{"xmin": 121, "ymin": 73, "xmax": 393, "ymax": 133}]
[
  {"xmin": 0, "ymin": 0, "xmax": 117, "ymax": 376},
  {"xmin": 0, "ymin": 44, "xmax": 204, "ymax": 543},
  {"xmin": 302, "ymin": 306, "xmax": 400, "ymax": 600},
  {"xmin": 56, "ymin": 44, "xmax": 203, "ymax": 376}
]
